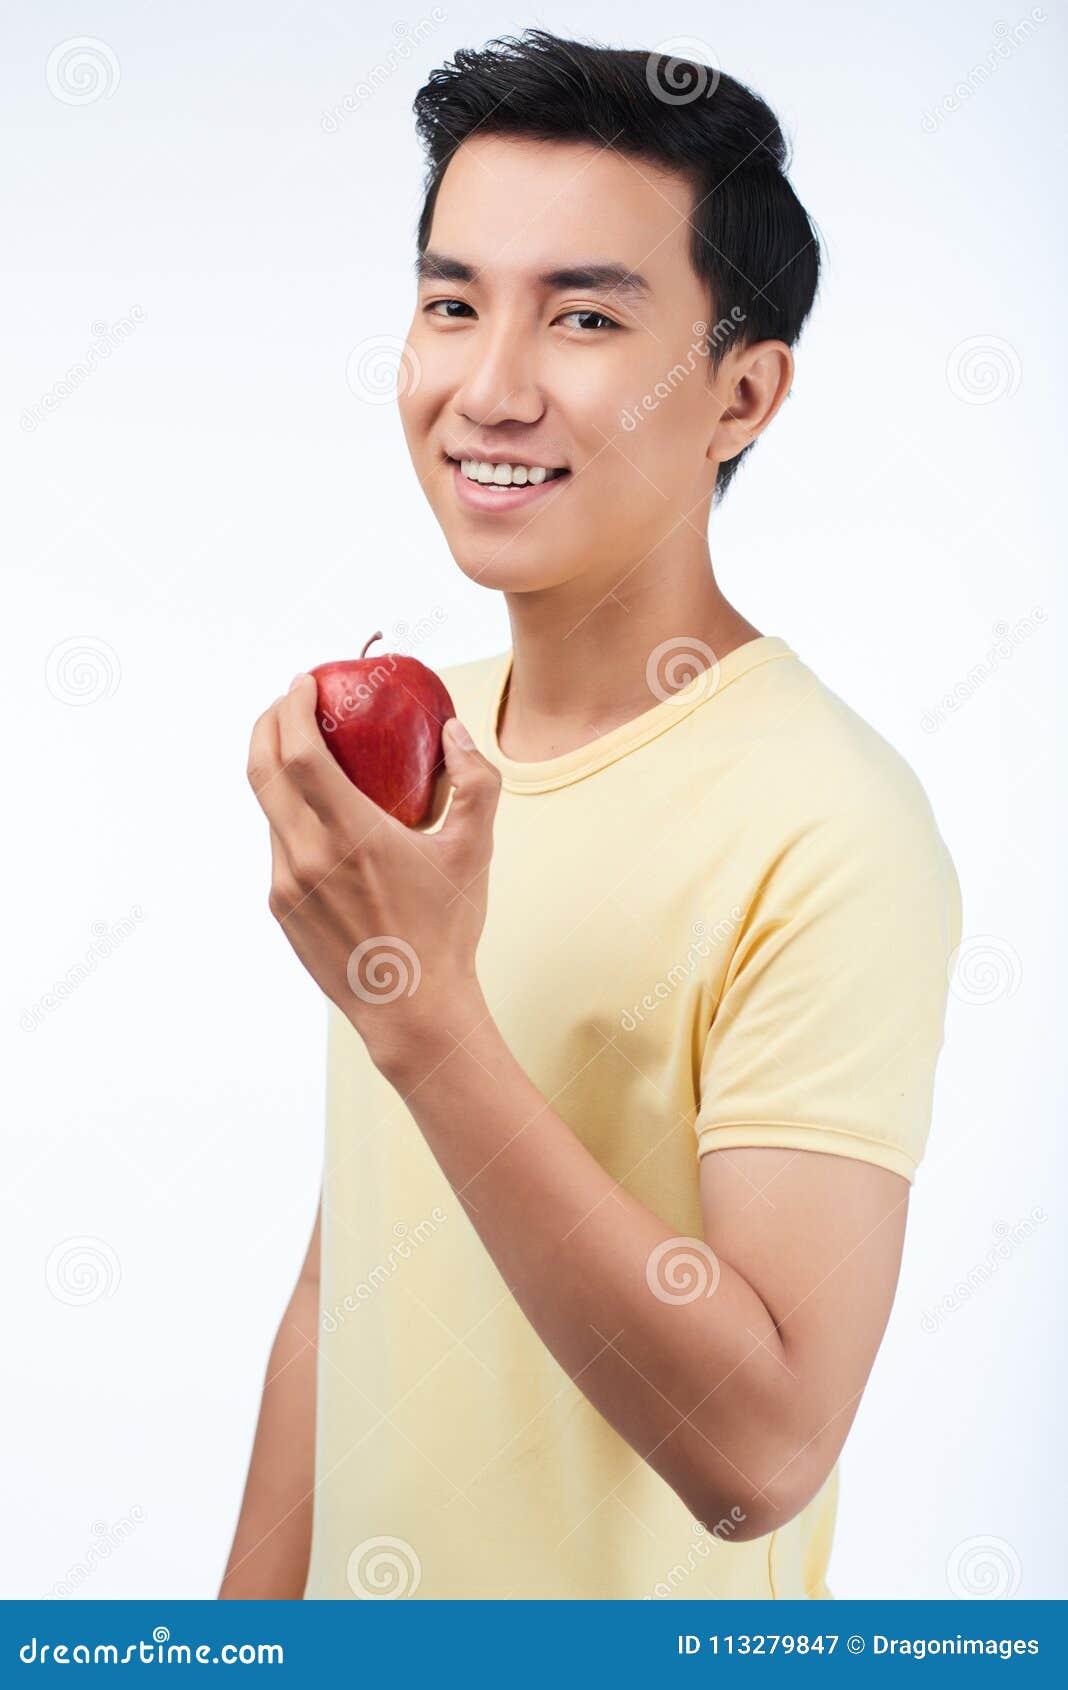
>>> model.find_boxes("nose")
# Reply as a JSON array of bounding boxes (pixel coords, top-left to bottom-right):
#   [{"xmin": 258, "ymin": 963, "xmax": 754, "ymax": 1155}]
[{"xmin": 452, "ymin": 326, "xmax": 545, "ymax": 430}]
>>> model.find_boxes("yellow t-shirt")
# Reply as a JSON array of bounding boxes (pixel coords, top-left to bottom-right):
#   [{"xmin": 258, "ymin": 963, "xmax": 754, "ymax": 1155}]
[{"xmin": 303, "ymin": 634, "xmax": 962, "ymax": 1600}]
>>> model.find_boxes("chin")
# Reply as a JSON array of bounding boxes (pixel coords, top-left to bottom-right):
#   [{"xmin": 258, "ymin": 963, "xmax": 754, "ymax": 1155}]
[{"xmin": 447, "ymin": 539, "xmax": 580, "ymax": 594}]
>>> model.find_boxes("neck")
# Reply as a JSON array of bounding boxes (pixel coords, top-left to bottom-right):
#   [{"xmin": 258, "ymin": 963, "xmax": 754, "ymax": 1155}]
[{"xmin": 495, "ymin": 534, "xmax": 762, "ymax": 761}]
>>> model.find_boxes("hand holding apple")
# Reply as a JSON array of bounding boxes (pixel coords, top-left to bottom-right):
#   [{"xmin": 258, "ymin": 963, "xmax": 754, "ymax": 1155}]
[{"xmin": 246, "ymin": 669, "xmax": 500, "ymax": 1083}]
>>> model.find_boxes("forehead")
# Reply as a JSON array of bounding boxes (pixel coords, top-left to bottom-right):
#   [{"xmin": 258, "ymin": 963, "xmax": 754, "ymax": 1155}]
[{"xmin": 426, "ymin": 133, "xmax": 696, "ymax": 283}]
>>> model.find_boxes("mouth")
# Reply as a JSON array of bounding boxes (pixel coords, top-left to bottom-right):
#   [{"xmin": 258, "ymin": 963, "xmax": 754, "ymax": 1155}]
[{"xmin": 443, "ymin": 452, "xmax": 571, "ymax": 513}]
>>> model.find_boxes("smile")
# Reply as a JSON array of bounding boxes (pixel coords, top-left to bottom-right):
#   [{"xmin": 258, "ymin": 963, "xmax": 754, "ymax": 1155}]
[{"xmin": 445, "ymin": 454, "xmax": 571, "ymax": 513}]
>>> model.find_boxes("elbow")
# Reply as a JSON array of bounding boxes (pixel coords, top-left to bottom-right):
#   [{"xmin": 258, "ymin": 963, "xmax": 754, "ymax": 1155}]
[
  {"xmin": 677, "ymin": 1426, "xmax": 834, "ymax": 1545},
  {"xmin": 688, "ymin": 1494, "xmax": 770, "ymax": 1546},
  {"xmin": 663, "ymin": 1346, "xmax": 841, "ymax": 1543},
  {"xmin": 684, "ymin": 1473, "xmax": 820, "ymax": 1546}
]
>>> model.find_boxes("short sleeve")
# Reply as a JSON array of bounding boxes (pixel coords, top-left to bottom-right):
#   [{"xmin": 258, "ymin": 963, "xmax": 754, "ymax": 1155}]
[{"xmin": 693, "ymin": 784, "xmax": 963, "ymax": 1183}]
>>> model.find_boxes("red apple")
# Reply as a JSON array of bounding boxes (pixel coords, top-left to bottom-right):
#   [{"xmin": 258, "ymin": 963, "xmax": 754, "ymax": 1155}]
[{"xmin": 309, "ymin": 634, "xmax": 455, "ymax": 828}]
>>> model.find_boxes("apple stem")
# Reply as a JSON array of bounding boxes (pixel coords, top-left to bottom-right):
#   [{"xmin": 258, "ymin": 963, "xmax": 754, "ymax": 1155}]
[{"xmin": 360, "ymin": 631, "xmax": 384, "ymax": 660}]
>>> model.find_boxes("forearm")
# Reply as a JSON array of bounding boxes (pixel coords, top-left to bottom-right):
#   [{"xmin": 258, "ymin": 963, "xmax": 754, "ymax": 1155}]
[
  {"xmin": 218, "ymin": 1279, "xmax": 318, "ymax": 1599},
  {"xmin": 378, "ymin": 990, "xmax": 803, "ymax": 1537}
]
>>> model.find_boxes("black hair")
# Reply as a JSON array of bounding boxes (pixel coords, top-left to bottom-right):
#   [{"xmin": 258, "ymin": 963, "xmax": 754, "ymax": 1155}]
[{"xmin": 412, "ymin": 28, "xmax": 821, "ymax": 499}]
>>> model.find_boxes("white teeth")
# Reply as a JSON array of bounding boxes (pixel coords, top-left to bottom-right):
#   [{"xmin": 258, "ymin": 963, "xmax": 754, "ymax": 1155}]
[{"xmin": 457, "ymin": 458, "xmax": 559, "ymax": 486}]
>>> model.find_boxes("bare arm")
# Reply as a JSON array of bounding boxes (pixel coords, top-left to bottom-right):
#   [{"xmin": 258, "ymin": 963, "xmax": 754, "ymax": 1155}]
[
  {"xmin": 696, "ymin": 1144, "xmax": 907, "ymax": 1524},
  {"xmin": 382, "ymin": 1009, "xmax": 907, "ymax": 1540},
  {"xmin": 218, "ymin": 1200, "xmax": 321, "ymax": 1599}
]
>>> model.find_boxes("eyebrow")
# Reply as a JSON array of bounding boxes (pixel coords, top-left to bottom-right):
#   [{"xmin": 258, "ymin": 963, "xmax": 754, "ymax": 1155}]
[{"xmin": 415, "ymin": 250, "xmax": 652, "ymax": 302}]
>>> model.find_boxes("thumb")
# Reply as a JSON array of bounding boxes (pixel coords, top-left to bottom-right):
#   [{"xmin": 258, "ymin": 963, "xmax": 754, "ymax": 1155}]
[{"xmin": 439, "ymin": 717, "xmax": 502, "ymax": 838}]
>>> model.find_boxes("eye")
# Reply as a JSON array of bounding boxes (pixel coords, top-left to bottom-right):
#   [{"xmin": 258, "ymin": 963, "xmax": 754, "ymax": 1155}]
[
  {"xmin": 555, "ymin": 308, "xmax": 621, "ymax": 333},
  {"xmin": 424, "ymin": 298, "xmax": 475, "ymax": 320}
]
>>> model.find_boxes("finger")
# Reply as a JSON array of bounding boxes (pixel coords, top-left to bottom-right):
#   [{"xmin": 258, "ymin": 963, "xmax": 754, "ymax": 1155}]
[
  {"xmin": 247, "ymin": 698, "xmax": 306, "ymax": 834},
  {"xmin": 276, "ymin": 672, "xmax": 382, "ymax": 832},
  {"xmin": 269, "ymin": 821, "xmax": 295, "ymax": 882},
  {"xmin": 412, "ymin": 763, "xmax": 455, "ymax": 834},
  {"xmin": 437, "ymin": 717, "xmax": 502, "ymax": 850}
]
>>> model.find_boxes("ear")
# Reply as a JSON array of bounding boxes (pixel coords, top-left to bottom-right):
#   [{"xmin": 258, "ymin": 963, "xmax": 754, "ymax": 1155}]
[{"xmin": 706, "ymin": 340, "xmax": 794, "ymax": 475}]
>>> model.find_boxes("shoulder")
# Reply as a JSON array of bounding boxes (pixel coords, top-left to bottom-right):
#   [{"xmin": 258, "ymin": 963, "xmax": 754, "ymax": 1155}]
[
  {"xmin": 738, "ymin": 648, "xmax": 945, "ymax": 835},
  {"xmin": 725, "ymin": 650, "xmax": 961, "ymax": 926}
]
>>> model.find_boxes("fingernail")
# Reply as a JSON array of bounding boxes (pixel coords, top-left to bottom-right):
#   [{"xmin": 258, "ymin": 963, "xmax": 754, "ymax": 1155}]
[
  {"xmin": 288, "ymin": 672, "xmax": 307, "ymax": 692},
  {"xmin": 448, "ymin": 718, "xmax": 474, "ymax": 749}
]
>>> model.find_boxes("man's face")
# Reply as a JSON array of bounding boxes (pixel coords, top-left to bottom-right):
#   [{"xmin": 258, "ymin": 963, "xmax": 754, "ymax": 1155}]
[{"xmin": 398, "ymin": 135, "xmax": 731, "ymax": 595}]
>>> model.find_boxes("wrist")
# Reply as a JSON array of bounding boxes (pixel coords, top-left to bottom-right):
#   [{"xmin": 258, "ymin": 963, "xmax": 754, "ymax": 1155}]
[{"xmin": 360, "ymin": 976, "xmax": 492, "ymax": 1090}]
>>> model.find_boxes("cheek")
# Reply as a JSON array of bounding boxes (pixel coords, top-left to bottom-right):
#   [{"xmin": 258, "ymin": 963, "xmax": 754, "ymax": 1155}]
[
  {"xmin": 396, "ymin": 389, "xmax": 416, "ymax": 449},
  {"xmin": 623, "ymin": 372, "xmax": 715, "ymax": 492},
  {"xmin": 399, "ymin": 334, "xmax": 467, "ymax": 446},
  {"xmin": 397, "ymin": 378, "xmax": 439, "ymax": 463},
  {"xmin": 398, "ymin": 321, "xmax": 439, "ymax": 433},
  {"xmin": 572, "ymin": 354, "xmax": 690, "ymax": 485}
]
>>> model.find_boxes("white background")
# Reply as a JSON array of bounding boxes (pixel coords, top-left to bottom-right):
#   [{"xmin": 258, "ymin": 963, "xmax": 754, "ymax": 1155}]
[{"xmin": 3, "ymin": 0, "xmax": 1063, "ymax": 1601}]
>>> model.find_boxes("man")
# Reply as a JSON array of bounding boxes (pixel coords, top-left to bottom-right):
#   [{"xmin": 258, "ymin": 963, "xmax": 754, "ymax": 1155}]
[{"xmin": 223, "ymin": 30, "xmax": 961, "ymax": 1600}]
